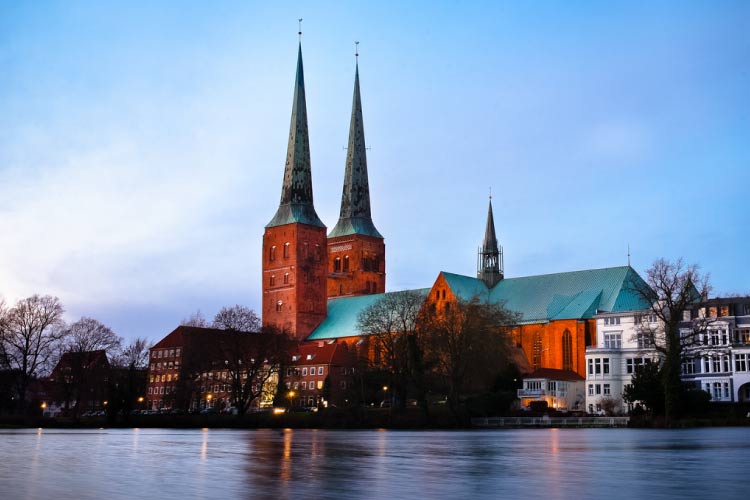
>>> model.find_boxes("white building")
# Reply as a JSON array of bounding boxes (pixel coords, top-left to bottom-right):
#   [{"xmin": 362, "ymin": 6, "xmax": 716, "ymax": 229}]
[
  {"xmin": 518, "ymin": 368, "xmax": 586, "ymax": 411},
  {"xmin": 585, "ymin": 311, "xmax": 659, "ymax": 414},
  {"xmin": 584, "ymin": 297, "xmax": 750, "ymax": 414}
]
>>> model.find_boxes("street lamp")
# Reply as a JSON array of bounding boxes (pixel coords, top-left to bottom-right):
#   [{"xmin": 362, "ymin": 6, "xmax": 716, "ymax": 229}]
[
  {"xmin": 382, "ymin": 386, "xmax": 389, "ymax": 407},
  {"xmin": 206, "ymin": 394, "xmax": 213, "ymax": 408},
  {"xmin": 287, "ymin": 390, "xmax": 296, "ymax": 409}
]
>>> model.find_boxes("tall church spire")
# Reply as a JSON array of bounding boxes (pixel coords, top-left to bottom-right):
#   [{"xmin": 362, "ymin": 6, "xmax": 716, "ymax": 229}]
[
  {"xmin": 329, "ymin": 55, "xmax": 382, "ymax": 238},
  {"xmin": 267, "ymin": 42, "xmax": 325, "ymax": 228},
  {"xmin": 478, "ymin": 197, "xmax": 504, "ymax": 287}
]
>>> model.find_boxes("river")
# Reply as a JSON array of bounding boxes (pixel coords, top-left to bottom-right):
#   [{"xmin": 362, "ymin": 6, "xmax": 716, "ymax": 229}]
[{"xmin": 1, "ymin": 427, "xmax": 747, "ymax": 499}]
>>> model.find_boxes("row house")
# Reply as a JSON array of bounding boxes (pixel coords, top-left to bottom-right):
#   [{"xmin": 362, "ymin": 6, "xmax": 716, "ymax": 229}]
[
  {"xmin": 284, "ymin": 341, "xmax": 355, "ymax": 408},
  {"xmin": 584, "ymin": 296, "xmax": 750, "ymax": 414}
]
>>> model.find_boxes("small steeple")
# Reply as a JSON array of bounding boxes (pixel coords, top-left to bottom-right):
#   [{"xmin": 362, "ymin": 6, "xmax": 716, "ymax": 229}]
[
  {"xmin": 478, "ymin": 196, "xmax": 504, "ymax": 287},
  {"xmin": 329, "ymin": 46, "xmax": 383, "ymax": 239},
  {"xmin": 267, "ymin": 39, "xmax": 325, "ymax": 228}
]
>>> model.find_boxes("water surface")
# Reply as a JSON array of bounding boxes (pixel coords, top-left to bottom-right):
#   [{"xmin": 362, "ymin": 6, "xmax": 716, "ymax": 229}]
[{"xmin": 1, "ymin": 427, "xmax": 747, "ymax": 499}]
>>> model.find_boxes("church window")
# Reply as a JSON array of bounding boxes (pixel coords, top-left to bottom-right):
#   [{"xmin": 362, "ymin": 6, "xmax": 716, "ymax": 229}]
[
  {"xmin": 270, "ymin": 246, "xmax": 276, "ymax": 261},
  {"xmin": 334, "ymin": 257, "xmax": 341, "ymax": 272},
  {"xmin": 283, "ymin": 242, "xmax": 290, "ymax": 258},
  {"xmin": 442, "ymin": 290, "xmax": 446, "ymax": 300},
  {"xmin": 315, "ymin": 244, "xmax": 321, "ymax": 261},
  {"xmin": 276, "ymin": 301, "xmax": 283, "ymax": 312},
  {"xmin": 270, "ymin": 275, "xmax": 275, "ymax": 286},
  {"xmin": 302, "ymin": 242, "xmax": 308, "ymax": 259},
  {"xmin": 284, "ymin": 273, "xmax": 289, "ymax": 285},
  {"xmin": 533, "ymin": 332, "xmax": 543, "ymax": 370},
  {"xmin": 343, "ymin": 255, "xmax": 350, "ymax": 272},
  {"xmin": 562, "ymin": 330, "xmax": 573, "ymax": 371}
]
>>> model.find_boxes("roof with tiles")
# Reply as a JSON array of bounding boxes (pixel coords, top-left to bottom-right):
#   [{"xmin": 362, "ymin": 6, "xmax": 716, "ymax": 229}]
[
  {"xmin": 290, "ymin": 341, "xmax": 352, "ymax": 366},
  {"xmin": 442, "ymin": 265, "xmax": 652, "ymax": 324},
  {"xmin": 306, "ymin": 289, "xmax": 430, "ymax": 340}
]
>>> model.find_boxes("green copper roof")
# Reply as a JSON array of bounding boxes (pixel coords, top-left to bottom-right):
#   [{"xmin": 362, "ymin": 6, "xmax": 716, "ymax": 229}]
[
  {"xmin": 267, "ymin": 43, "xmax": 325, "ymax": 229},
  {"xmin": 442, "ymin": 265, "xmax": 652, "ymax": 324},
  {"xmin": 306, "ymin": 289, "xmax": 430, "ymax": 340},
  {"xmin": 328, "ymin": 63, "xmax": 382, "ymax": 239}
]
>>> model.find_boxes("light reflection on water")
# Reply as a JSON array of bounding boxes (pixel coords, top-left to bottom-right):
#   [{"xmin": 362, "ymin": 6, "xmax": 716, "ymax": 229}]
[{"xmin": 0, "ymin": 427, "xmax": 748, "ymax": 499}]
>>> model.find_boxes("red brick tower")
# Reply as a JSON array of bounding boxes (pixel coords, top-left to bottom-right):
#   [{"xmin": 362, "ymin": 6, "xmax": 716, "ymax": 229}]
[
  {"xmin": 327, "ymin": 55, "xmax": 385, "ymax": 298},
  {"xmin": 263, "ymin": 42, "xmax": 328, "ymax": 340}
]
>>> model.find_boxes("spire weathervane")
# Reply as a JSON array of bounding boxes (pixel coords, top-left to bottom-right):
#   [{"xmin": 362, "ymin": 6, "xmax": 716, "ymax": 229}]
[
  {"xmin": 355, "ymin": 41, "xmax": 359, "ymax": 61},
  {"xmin": 298, "ymin": 18, "xmax": 303, "ymax": 41}
]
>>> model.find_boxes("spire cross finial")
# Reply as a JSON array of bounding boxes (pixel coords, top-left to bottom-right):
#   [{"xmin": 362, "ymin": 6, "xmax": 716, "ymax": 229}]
[
  {"xmin": 298, "ymin": 18, "xmax": 303, "ymax": 41},
  {"xmin": 355, "ymin": 41, "xmax": 359, "ymax": 61},
  {"xmin": 489, "ymin": 186, "xmax": 492, "ymax": 200},
  {"xmin": 627, "ymin": 244, "xmax": 631, "ymax": 266}
]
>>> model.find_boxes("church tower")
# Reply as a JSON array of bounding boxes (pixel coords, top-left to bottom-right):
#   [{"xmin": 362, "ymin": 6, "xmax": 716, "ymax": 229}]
[
  {"xmin": 263, "ymin": 42, "xmax": 328, "ymax": 340},
  {"xmin": 327, "ymin": 53, "xmax": 386, "ymax": 298},
  {"xmin": 477, "ymin": 198, "xmax": 503, "ymax": 287}
]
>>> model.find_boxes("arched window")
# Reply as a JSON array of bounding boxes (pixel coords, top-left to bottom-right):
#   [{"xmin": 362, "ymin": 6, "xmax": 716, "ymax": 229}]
[
  {"xmin": 533, "ymin": 332, "xmax": 543, "ymax": 370},
  {"xmin": 283, "ymin": 273, "xmax": 289, "ymax": 285},
  {"xmin": 283, "ymin": 242, "xmax": 290, "ymax": 258},
  {"xmin": 334, "ymin": 257, "xmax": 341, "ymax": 272},
  {"xmin": 343, "ymin": 255, "xmax": 350, "ymax": 272},
  {"xmin": 562, "ymin": 330, "xmax": 573, "ymax": 371},
  {"xmin": 315, "ymin": 244, "xmax": 321, "ymax": 261},
  {"xmin": 270, "ymin": 275, "xmax": 275, "ymax": 286},
  {"xmin": 270, "ymin": 246, "xmax": 276, "ymax": 261},
  {"xmin": 276, "ymin": 300, "xmax": 283, "ymax": 312}
]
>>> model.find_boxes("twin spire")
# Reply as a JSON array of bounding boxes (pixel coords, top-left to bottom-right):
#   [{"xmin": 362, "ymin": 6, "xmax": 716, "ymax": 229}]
[{"xmin": 267, "ymin": 39, "xmax": 381, "ymax": 241}]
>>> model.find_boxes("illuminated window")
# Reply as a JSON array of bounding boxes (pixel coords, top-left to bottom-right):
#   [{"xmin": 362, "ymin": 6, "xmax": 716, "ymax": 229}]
[
  {"xmin": 284, "ymin": 273, "xmax": 289, "ymax": 284},
  {"xmin": 283, "ymin": 242, "xmax": 290, "ymax": 258},
  {"xmin": 276, "ymin": 300, "xmax": 283, "ymax": 312}
]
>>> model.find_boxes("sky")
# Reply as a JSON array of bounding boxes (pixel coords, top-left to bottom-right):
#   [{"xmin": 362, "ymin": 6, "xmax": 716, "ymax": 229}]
[{"xmin": 1, "ymin": 1, "xmax": 748, "ymax": 343}]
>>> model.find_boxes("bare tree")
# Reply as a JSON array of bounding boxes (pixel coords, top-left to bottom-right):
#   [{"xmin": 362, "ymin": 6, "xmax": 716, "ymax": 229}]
[
  {"xmin": 181, "ymin": 310, "xmax": 209, "ymax": 327},
  {"xmin": 213, "ymin": 326, "xmax": 293, "ymax": 414},
  {"xmin": 630, "ymin": 258, "xmax": 711, "ymax": 420},
  {"xmin": 0, "ymin": 295, "xmax": 66, "ymax": 410},
  {"xmin": 420, "ymin": 297, "xmax": 519, "ymax": 419},
  {"xmin": 357, "ymin": 290, "xmax": 426, "ymax": 409},
  {"xmin": 212, "ymin": 305, "xmax": 261, "ymax": 332},
  {"xmin": 115, "ymin": 337, "xmax": 151, "ymax": 370},
  {"xmin": 56, "ymin": 317, "xmax": 122, "ymax": 417}
]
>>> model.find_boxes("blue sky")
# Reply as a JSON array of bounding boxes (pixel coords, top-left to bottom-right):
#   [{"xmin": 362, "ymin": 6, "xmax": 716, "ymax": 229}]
[{"xmin": 1, "ymin": 1, "xmax": 748, "ymax": 342}]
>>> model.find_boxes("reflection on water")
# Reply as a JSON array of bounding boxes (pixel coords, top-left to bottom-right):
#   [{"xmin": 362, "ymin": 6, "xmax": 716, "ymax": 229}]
[{"xmin": 0, "ymin": 427, "xmax": 748, "ymax": 499}]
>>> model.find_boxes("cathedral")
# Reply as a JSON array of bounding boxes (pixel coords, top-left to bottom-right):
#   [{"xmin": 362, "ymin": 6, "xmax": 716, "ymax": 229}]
[{"xmin": 262, "ymin": 41, "xmax": 651, "ymax": 380}]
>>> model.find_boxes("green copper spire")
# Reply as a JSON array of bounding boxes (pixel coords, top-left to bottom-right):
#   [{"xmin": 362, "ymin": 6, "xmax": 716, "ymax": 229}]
[
  {"xmin": 329, "ymin": 58, "xmax": 383, "ymax": 239},
  {"xmin": 267, "ymin": 42, "xmax": 325, "ymax": 228},
  {"xmin": 478, "ymin": 197, "xmax": 503, "ymax": 287}
]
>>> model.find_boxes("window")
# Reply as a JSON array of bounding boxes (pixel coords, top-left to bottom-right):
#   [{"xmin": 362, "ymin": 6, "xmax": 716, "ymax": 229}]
[
  {"xmin": 736, "ymin": 353, "xmax": 748, "ymax": 372},
  {"xmin": 681, "ymin": 359, "xmax": 696, "ymax": 375},
  {"xmin": 302, "ymin": 368, "xmax": 307, "ymax": 376},
  {"xmin": 604, "ymin": 317, "xmax": 621, "ymax": 326},
  {"xmin": 283, "ymin": 242, "xmax": 290, "ymax": 258},
  {"xmin": 595, "ymin": 384, "xmax": 602, "ymax": 395},
  {"xmin": 276, "ymin": 300, "xmax": 283, "ymax": 312},
  {"xmin": 723, "ymin": 355, "xmax": 730, "ymax": 373},
  {"xmin": 588, "ymin": 384, "xmax": 594, "ymax": 396},
  {"xmin": 712, "ymin": 356, "xmax": 721, "ymax": 373},
  {"xmin": 315, "ymin": 244, "xmax": 321, "ymax": 261},
  {"xmin": 594, "ymin": 358, "xmax": 601, "ymax": 375},
  {"xmin": 636, "ymin": 332, "xmax": 653, "ymax": 349},
  {"xmin": 317, "ymin": 381, "xmax": 323, "ymax": 390},
  {"xmin": 318, "ymin": 366, "xmax": 324, "ymax": 375},
  {"xmin": 148, "ymin": 387, "xmax": 152, "ymax": 394},
  {"xmin": 340, "ymin": 381, "xmax": 347, "ymax": 389},
  {"xmin": 533, "ymin": 333, "xmax": 543, "ymax": 370},
  {"xmin": 603, "ymin": 384, "xmax": 611, "ymax": 395},
  {"xmin": 562, "ymin": 330, "xmax": 573, "ymax": 371},
  {"xmin": 604, "ymin": 333, "xmax": 622, "ymax": 349},
  {"xmin": 284, "ymin": 273, "xmax": 289, "ymax": 285},
  {"xmin": 270, "ymin": 246, "xmax": 276, "ymax": 261},
  {"xmin": 301, "ymin": 381, "xmax": 306, "ymax": 390},
  {"xmin": 270, "ymin": 275, "xmax": 275, "ymax": 286},
  {"xmin": 343, "ymin": 255, "xmax": 350, "ymax": 272},
  {"xmin": 160, "ymin": 387, "xmax": 164, "ymax": 395},
  {"xmin": 334, "ymin": 257, "xmax": 341, "ymax": 272},
  {"xmin": 603, "ymin": 358, "xmax": 610, "ymax": 375},
  {"xmin": 176, "ymin": 348, "xmax": 181, "ymax": 357},
  {"xmin": 588, "ymin": 359, "xmax": 594, "ymax": 375}
]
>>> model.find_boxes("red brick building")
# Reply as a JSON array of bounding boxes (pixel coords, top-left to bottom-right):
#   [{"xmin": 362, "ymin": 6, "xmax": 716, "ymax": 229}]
[{"xmin": 284, "ymin": 341, "xmax": 355, "ymax": 408}]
